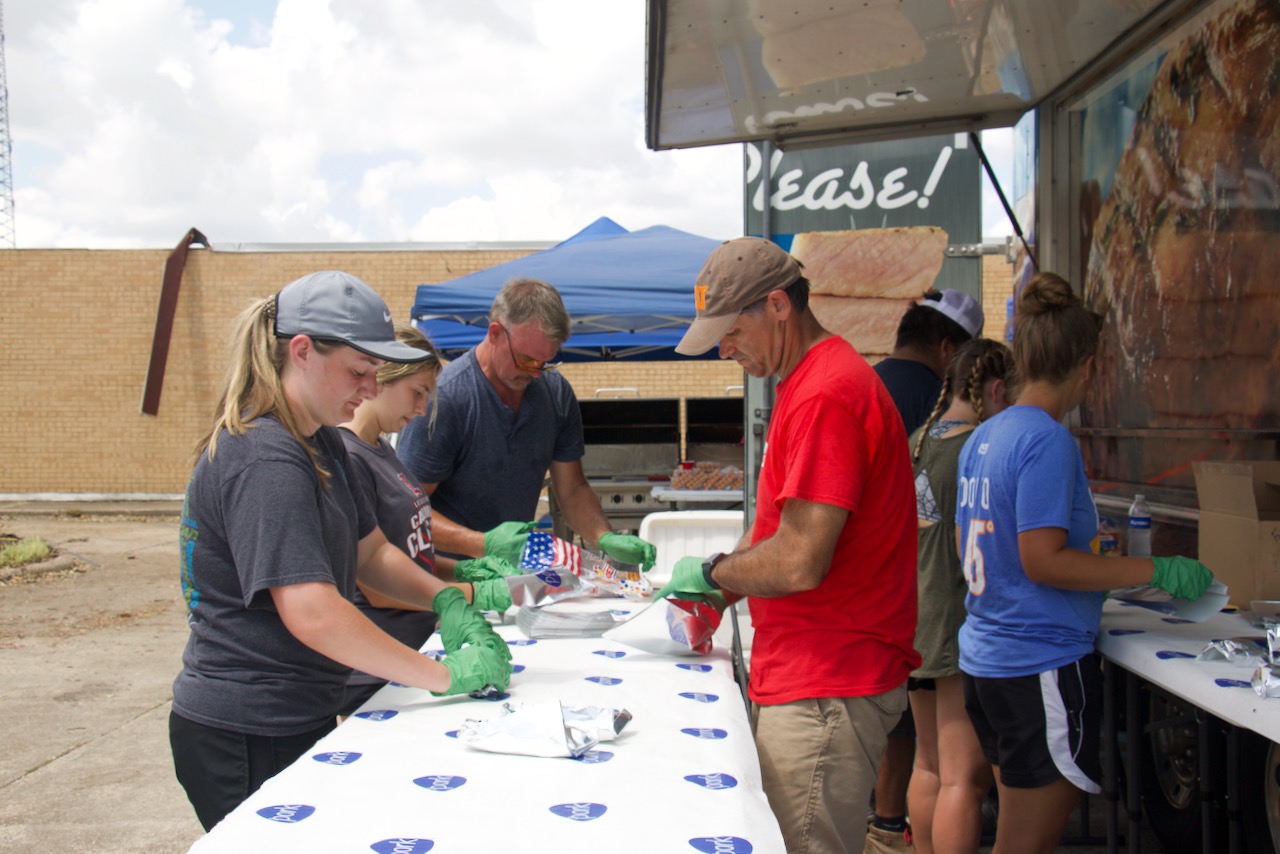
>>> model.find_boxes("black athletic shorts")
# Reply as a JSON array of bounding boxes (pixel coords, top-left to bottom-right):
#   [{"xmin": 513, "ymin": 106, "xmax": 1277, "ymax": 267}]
[
  {"xmin": 888, "ymin": 691, "xmax": 916, "ymax": 738},
  {"xmin": 962, "ymin": 653, "xmax": 1102, "ymax": 792}
]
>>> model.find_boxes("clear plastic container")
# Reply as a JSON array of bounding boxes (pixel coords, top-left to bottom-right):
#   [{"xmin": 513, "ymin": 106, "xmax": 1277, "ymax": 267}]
[{"xmin": 1127, "ymin": 494, "xmax": 1152, "ymax": 557}]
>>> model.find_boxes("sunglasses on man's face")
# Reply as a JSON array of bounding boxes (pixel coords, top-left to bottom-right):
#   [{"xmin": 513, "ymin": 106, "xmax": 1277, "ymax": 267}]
[{"xmin": 500, "ymin": 323, "xmax": 562, "ymax": 373}]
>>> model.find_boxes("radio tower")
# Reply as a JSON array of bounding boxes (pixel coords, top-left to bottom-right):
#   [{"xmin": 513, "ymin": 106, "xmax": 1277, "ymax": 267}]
[{"xmin": 0, "ymin": 0, "xmax": 15, "ymax": 248}]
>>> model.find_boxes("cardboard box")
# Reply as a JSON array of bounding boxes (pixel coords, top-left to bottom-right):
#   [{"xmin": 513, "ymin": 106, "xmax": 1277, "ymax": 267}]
[{"xmin": 1192, "ymin": 461, "xmax": 1280, "ymax": 606}]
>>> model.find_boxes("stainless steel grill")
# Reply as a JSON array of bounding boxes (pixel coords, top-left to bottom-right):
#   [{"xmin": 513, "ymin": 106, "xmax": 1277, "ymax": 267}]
[
  {"xmin": 685, "ymin": 396, "xmax": 745, "ymax": 468},
  {"xmin": 550, "ymin": 397, "xmax": 681, "ymax": 537}
]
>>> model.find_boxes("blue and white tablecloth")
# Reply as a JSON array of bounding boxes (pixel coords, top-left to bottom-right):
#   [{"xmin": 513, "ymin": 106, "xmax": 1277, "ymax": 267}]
[
  {"xmin": 188, "ymin": 624, "xmax": 785, "ymax": 854},
  {"xmin": 1097, "ymin": 599, "xmax": 1279, "ymax": 743}
]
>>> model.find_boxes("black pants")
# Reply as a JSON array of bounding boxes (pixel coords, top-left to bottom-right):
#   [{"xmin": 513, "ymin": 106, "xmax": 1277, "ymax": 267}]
[{"xmin": 169, "ymin": 710, "xmax": 335, "ymax": 831}]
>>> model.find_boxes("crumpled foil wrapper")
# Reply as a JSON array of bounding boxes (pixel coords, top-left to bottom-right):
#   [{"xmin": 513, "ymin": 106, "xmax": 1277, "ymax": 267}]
[
  {"xmin": 1251, "ymin": 664, "xmax": 1280, "ymax": 698},
  {"xmin": 665, "ymin": 596, "xmax": 722, "ymax": 655},
  {"xmin": 459, "ymin": 701, "xmax": 632, "ymax": 758},
  {"xmin": 1196, "ymin": 637, "xmax": 1264, "ymax": 668}
]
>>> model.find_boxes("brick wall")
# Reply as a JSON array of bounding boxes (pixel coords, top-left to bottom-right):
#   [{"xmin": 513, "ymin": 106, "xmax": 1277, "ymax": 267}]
[
  {"xmin": 0, "ymin": 246, "xmax": 1011, "ymax": 494},
  {"xmin": 1, "ymin": 247, "xmax": 526, "ymax": 493},
  {"xmin": 981, "ymin": 252, "xmax": 1015, "ymax": 344}
]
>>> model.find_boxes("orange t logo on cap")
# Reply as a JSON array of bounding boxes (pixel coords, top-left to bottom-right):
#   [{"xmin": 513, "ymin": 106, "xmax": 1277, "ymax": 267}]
[{"xmin": 694, "ymin": 284, "xmax": 709, "ymax": 311}]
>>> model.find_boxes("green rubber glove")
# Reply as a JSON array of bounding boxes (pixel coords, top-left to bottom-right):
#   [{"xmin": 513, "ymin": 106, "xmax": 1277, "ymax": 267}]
[
  {"xmin": 468, "ymin": 622, "xmax": 513, "ymax": 665},
  {"xmin": 483, "ymin": 521, "xmax": 537, "ymax": 566},
  {"xmin": 433, "ymin": 586, "xmax": 493, "ymax": 655},
  {"xmin": 1151, "ymin": 556, "xmax": 1214, "ymax": 601},
  {"xmin": 471, "ymin": 577, "xmax": 514, "ymax": 612},
  {"xmin": 452, "ymin": 613, "xmax": 512, "ymax": 665},
  {"xmin": 434, "ymin": 644, "xmax": 513, "ymax": 696},
  {"xmin": 655, "ymin": 555, "xmax": 714, "ymax": 600},
  {"xmin": 454, "ymin": 555, "xmax": 522, "ymax": 582},
  {"xmin": 673, "ymin": 589, "xmax": 729, "ymax": 614},
  {"xmin": 597, "ymin": 532, "xmax": 658, "ymax": 572}
]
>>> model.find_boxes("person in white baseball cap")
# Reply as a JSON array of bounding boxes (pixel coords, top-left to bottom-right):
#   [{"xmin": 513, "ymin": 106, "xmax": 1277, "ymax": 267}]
[
  {"xmin": 874, "ymin": 288, "xmax": 985, "ymax": 438},
  {"xmin": 867, "ymin": 286, "xmax": 984, "ymax": 845}
]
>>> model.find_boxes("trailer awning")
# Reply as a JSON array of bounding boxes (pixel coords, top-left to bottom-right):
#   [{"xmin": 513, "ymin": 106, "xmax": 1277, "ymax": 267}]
[{"xmin": 645, "ymin": 0, "xmax": 1195, "ymax": 150}]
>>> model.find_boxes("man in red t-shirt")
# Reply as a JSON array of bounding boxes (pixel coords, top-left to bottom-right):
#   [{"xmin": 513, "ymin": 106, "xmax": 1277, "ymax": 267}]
[{"xmin": 661, "ymin": 236, "xmax": 920, "ymax": 854}]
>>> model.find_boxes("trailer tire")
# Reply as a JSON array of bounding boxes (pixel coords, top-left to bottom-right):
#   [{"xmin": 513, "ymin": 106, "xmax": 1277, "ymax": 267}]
[
  {"xmin": 1139, "ymin": 688, "xmax": 1210, "ymax": 854},
  {"xmin": 1139, "ymin": 687, "xmax": 1278, "ymax": 854}
]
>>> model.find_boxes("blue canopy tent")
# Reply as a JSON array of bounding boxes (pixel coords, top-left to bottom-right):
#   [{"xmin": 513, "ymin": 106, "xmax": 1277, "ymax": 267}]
[{"xmin": 409, "ymin": 217, "xmax": 723, "ymax": 361}]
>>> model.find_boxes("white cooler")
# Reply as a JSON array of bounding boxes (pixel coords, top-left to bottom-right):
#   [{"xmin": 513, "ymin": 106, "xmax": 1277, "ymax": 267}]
[{"xmin": 639, "ymin": 509, "xmax": 753, "ymax": 665}]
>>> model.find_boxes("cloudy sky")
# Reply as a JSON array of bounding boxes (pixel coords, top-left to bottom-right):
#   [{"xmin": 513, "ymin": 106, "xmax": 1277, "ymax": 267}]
[{"xmin": 7, "ymin": 0, "xmax": 1015, "ymax": 249}]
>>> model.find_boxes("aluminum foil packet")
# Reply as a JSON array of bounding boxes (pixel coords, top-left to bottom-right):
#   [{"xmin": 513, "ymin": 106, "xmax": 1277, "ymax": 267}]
[
  {"xmin": 1197, "ymin": 637, "xmax": 1265, "ymax": 668},
  {"xmin": 603, "ymin": 595, "xmax": 723, "ymax": 656},
  {"xmin": 518, "ymin": 531, "xmax": 651, "ymax": 600},
  {"xmin": 506, "ymin": 571, "xmax": 592, "ymax": 608},
  {"xmin": 664, "ymin": 596, "xmax": 723, "ymax": 655},
  {"xmin": 515, "ymin": 603, "xmax": 631, "ymax": 639},
  {"xmin": 1252, "ymin": 664, "xmax": 1280, "ymax": 698},
  {"xmin": 458, "ymin": 700, "xmax": 632, "ymax": 758}
]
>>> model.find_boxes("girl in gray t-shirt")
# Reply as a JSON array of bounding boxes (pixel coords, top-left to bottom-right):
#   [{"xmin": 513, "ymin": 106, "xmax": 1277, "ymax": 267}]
[
  {"xmin": 337, "ymin": 325, "xmax": 446, "ymax": 714},
  {"xmin": 169, "ymin": 273, "xmax": 511, "ymax": 832}
]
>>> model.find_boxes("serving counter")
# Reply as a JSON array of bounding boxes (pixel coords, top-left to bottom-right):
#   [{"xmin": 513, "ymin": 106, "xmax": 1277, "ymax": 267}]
[
  {"xmin": 1097, "ymin": 599, "xmax": 1277, "ymax": 854},
  {"xmin": 1098, "ymin": 600, "xmax": 1277, "ymax": 743},
  {"xmin": 188, "ymin": 622, "xmax": 784, "ymax": 854}
]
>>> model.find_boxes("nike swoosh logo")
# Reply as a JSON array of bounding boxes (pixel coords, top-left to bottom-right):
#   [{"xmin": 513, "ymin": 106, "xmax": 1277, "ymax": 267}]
[{"xmin": 383, "ymin": 312, "xmax": 392, "ymax": 322}]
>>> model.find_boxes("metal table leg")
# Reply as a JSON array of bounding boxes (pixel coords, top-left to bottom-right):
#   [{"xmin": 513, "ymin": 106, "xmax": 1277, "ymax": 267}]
[
  {"xmin": 1104, "ymin": 663, "xmax": 1120, "ymax": 854},
  {"xmin": 1126, "ymin": 670, "xmax": 1142, "ymax": 854}
]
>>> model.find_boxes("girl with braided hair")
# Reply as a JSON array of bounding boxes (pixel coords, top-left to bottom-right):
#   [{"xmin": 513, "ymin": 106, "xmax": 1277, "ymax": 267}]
[{"xmin": 905, "ymin": 337, "xmax": 1013, "ymax": 854}]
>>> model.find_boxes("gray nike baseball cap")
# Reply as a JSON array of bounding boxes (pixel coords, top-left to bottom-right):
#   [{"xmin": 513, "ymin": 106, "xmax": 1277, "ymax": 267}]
[{"xmin": 274, "ymin": 270, "xmax": 430, "ymax": 363}]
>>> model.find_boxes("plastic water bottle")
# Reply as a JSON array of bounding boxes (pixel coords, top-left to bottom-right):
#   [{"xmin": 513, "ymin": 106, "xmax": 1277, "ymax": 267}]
[{"xmin": 1127, "ymin": 494, "xmax": 1152, "ymax": 558}]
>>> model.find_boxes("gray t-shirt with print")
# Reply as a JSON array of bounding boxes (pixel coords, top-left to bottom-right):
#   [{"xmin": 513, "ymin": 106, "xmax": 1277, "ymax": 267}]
[
  {"xmin": 171, "ymin": 417, "xmax": 376, "ymax": 737},
  {"xmin": 339, "ymin": 428, "xmax": 439, "ymax": 685},
  {"xmin": 397, "ymin": 349, "xmax": 584, "ymax": 554}
]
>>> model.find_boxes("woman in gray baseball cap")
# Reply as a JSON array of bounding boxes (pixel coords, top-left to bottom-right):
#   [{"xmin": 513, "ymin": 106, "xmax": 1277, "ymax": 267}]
[{"xmin": 169, "ymin": 271, "xmax": 513, "ymax": 832}]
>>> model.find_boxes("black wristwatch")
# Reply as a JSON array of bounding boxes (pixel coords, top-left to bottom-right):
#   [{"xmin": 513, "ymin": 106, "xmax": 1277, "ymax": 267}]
[{"xmin": 702, "ymin": 552, "xmax": 726, "ymax": 590}]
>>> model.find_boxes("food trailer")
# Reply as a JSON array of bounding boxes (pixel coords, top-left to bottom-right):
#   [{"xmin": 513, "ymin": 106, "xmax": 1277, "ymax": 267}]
[{"xmin": 644, "ymin": 1, "xmax": 1280, "ymax": 851}]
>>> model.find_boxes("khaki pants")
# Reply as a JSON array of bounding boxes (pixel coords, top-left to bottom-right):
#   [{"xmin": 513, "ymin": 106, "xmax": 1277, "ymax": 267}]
[{"xmin": 753, "ymin": 688, "xmax": 907, "ymax": 854}]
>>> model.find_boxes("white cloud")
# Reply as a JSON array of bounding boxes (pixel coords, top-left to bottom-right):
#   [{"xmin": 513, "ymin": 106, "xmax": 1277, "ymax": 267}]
[
  {"xmin": 6, "ymin": 1, "xmax": 1016, "ymax": 248},
  {"xmin": 5, "ymin": 0, "xmax": 744, "ymax": 247}
]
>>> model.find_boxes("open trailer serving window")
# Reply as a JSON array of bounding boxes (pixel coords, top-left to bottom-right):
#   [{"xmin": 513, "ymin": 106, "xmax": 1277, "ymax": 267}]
[
  {"xmin": 1063, "ymin": 0, "xmax": 1280, "ymax": 507},
  {"xmin": 645, "ymin": 0, "xmax": 1169, "ymax": 151}
]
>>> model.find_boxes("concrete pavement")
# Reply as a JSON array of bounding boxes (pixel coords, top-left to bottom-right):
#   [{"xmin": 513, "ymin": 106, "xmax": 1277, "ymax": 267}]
[{"xmin": 0, "ymin": 503, "xmax": 203, "ymax": 852}]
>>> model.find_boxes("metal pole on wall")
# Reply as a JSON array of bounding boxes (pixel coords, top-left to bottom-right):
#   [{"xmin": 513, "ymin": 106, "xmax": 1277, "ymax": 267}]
[{"xmin": 732, "ymin": 140, "xmax": 779, "ymax": 712}]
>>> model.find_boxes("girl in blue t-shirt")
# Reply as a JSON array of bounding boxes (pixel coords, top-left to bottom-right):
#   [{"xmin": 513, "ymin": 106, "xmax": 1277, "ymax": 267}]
[{"xmin": 954, "ymin": 272, "xmax": 1214, "ymax": 852}]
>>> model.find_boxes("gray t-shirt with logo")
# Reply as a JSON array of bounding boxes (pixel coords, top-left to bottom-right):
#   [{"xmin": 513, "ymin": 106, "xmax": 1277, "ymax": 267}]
[
  {"xmin": 397, "ymin": 349, "xmax": 584, "ymax": 556},
  {"xmin": 172, "ymin": 417, "xmax": 376, "ymax": 736},
  {"xmin": 339, "ymin": 428, "xmax": 438, "ymax": 688}
]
